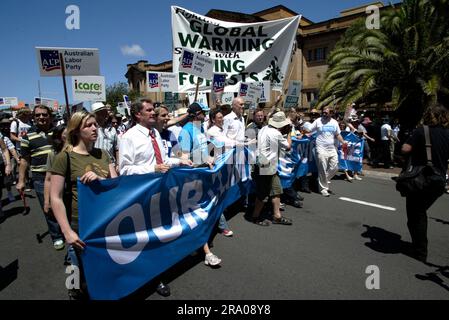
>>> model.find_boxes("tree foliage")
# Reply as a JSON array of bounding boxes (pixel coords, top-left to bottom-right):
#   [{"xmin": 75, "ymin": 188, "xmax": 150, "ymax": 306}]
[
  {"xmin": 317, "ymin": 0, "xmax": 449, "ymax": 128},
  {"xmin": 106, "ymin": 82, "xmax": 141, "ymax": 109}
]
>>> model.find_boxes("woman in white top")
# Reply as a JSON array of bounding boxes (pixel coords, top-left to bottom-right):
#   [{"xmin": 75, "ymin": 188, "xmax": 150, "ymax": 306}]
[{"xmin": 207, "ymin": 109, "xmax": 236, "ymax": 148}]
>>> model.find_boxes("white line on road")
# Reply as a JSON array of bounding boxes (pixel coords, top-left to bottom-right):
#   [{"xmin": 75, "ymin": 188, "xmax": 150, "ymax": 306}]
[{"xmin": 339, "ymin": 197, "xmax": 396, "ymax": 211}]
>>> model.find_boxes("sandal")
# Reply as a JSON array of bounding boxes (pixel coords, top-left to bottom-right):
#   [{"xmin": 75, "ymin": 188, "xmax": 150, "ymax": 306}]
[
  {"xmin": 272, "ymin": 216, "xmax": 292, "ymax": 225},
  {"xmin": 253, "ymin": 218, "xmax": 270, "ymax": 226}
]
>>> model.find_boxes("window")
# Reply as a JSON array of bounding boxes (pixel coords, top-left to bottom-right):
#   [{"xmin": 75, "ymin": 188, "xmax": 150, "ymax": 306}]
[{"xmin": 307, "ymin": 47, "xmax": 328, "ymax": 62}]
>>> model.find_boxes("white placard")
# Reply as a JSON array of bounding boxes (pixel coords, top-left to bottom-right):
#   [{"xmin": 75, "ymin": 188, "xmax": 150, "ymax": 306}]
[
  {"xmin": 0, "ymin": 97, "xmax": 18, "ymax": 106},
  {"xmin": 36, "ymin": 47, "xmax": 100, "ymax": 77},
  {"xmin": 72, "ymin": 76, "xmax": 106, "ymax": 102},
  {"xmin": 284, "ymin": 80, "xmax": 302, "ymax": 108},
  {"xmin": 253, "ymin": 81, "xmax": 271, "ymax": 103},
  {"xmin": 187, "ymin": 92, "xmax": 209, "ymax": 107},
  {"xmin": 178, "ymin": 48, "xmax": 214, "ymax": 80},
  {"xmin": 160, "ymin": 72, "xmax": 179, "ymax": 92},
  {"xmin": 221, "ymin": 92, "xmax": 235, "ymax": 105}
]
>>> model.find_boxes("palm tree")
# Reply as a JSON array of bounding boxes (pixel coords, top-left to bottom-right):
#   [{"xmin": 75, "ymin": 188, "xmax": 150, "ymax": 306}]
[{"xmin": 316, "ymin": 0, "xmax": 449, "ymax": 128}]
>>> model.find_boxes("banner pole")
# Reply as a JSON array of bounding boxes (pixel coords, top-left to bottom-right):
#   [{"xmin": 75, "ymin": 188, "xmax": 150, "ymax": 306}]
[
  {"xmin": 194, "ymin": 78, "xmax": 201, "ymax": 102},
  {"xmin": 59, "ymin": 53, "xmax": 70, "ymax": 117}
]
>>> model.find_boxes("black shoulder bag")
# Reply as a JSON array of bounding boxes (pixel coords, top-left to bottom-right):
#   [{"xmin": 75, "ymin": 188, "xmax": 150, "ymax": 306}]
[{"xmin": 395, "ymin": 125, "xmax": 446, "ymax": 197}]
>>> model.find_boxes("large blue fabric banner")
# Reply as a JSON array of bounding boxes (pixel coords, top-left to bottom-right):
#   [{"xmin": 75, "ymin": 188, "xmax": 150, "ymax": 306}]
[
  {"xmin": 78, "ymin": 149, "xmax": 251, "ymax": 300},
  {"xmin": 278, "ymin": 133, "xmax": 364, "ymax": 188},
  {"xmin": 338, "ymin": 132, "xmax": 365, "ymax": 173}
]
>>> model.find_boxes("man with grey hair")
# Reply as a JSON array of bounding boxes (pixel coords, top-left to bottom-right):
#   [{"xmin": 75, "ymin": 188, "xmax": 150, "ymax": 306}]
[{"xmin": 223, "ymin": 97, "xmax": 246, "ymax": 143}]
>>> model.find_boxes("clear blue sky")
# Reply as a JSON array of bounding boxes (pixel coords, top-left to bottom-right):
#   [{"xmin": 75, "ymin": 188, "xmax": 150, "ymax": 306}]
[{"xmin": 0, "ymin": 0, "xmax": 399, "ymax": 106}]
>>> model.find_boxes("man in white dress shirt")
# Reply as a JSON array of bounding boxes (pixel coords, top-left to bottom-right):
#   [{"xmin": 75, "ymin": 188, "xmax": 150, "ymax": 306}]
[
  {"xmin": 223, "ymin": 97, "xmax": 246, "ymax": 143},
  {"xmin": 119, "ymin": 100, "xmax": 191, "ymax": 175},
  {"xmin": 118, "ymin": 99, "xmax": 192, "ymax": 297}
]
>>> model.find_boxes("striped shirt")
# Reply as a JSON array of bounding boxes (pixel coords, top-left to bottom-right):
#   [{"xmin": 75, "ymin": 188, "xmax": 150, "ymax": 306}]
[
  {"xmin": 20, "ymin": 126, "xmax": 53, "ymax": 174},
  {"xmin": 94, "ymin": 126, "xmax": 118, "ymax": 163}
]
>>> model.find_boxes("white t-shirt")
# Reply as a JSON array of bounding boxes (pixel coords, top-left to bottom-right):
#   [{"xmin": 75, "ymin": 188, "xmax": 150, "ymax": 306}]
[
  {"xmin": 381, "ymin": 123, "xmax": 392, "ymax": 141},
  {"xmin": 10, "ymin": 119, "xmax": 31, "ymax": 149},
  {"xmin": 310, "ymin": 117, "xmax": 341, "ymax": 153},
  {"xmin": 257, "ymin": 125, "xmax": 289, "ymax": 175},
  {"xmin": 223, "ymin": 111, "xmax": 246, "ymax": 142}
]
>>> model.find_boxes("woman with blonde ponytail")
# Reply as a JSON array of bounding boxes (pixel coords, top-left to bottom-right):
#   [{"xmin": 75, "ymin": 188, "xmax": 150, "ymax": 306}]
[{"xmin": 49, "ymin": 110, "xmax": 117, "ymax": 299}]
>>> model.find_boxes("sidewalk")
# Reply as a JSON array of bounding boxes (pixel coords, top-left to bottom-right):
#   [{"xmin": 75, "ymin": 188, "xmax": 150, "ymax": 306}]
[{"xmin": 361, "ymin": 163, "xmax": 402, "ymax": 180}]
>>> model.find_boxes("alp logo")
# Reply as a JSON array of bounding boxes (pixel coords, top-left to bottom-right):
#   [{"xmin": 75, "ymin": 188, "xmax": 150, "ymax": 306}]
[
  {"xmin": 40, "ymin": 50, "xmax": 61, "ymax": 72},
  {"xmin": 239, "ymin": 84, "xmax": 248, "ymax": 96},
  {"xmin": 148, "ymin": 73, "xmax": 159, "ymax": 88},
  {"xmin": 0, "ymin": 98, "xmax": 4, "ymax": 105},
  {"xmin": 181, "ymin": 51, "xmax": 194, "ymax": 69}
]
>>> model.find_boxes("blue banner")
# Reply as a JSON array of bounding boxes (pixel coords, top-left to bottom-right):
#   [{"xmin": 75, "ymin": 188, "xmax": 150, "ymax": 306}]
[
  {"xmin": 278, "ymin": 133, "xmax": 364, "ymax": 188},
  {"xmin": 338, "ymin": 132, "xmax": 364, "ymax": 173},
  {"xmin": 78, "ymin": 149, "xmax": 251, "ymax": 300}
]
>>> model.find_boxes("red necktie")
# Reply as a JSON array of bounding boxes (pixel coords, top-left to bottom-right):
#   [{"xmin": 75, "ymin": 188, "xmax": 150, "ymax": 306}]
[{"xmin": 149, "ymin": 130, "xmax": 163, "ymax": 165}]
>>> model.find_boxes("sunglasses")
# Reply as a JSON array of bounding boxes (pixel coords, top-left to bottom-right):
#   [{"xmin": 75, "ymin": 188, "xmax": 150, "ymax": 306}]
[{"xmin": 35, "ymin": 113, "xmax": 49, "ymax": 118}]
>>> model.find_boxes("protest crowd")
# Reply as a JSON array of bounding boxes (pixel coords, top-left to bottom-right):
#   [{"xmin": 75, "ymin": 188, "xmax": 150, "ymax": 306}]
[{"xmin": 0, "ymin": 94, "xmax": 448, "ymax": 300}]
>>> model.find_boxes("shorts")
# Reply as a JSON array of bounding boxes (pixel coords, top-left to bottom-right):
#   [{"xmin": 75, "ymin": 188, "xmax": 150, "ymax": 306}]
[{"xmin": 253, "ymin": 166, "xmax": 283, "ymax": 201}]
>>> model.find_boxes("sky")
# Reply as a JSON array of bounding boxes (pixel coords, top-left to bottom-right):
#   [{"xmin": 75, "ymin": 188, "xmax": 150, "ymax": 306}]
[{"xmin": 0, "ymin": 0, "xmax": 399, "ymax": 107}]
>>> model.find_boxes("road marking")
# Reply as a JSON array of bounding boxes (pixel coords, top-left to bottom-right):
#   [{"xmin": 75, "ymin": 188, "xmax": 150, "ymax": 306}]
[{"xmin": 339, "ymin": 197, "xmax": 396, "ymax": 211}]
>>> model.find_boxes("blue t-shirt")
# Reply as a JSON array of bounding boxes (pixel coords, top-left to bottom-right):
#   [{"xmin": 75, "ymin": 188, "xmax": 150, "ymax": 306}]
[{"xmin": 179, "ymin": 121, "xmax": 209, "ymax": 164}]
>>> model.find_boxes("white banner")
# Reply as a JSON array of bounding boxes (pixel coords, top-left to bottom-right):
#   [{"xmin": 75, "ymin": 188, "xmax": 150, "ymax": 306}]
[
  {"xmin": 172, "ymin": 6, "xmax": 300, "ymax": 93},
  {"xmin": 0, "ymin": 97, "xmax": 18, "ymax": 106},
  {"xmin": 35, "ymin": 47, "xmax": 100, "ymax": 77},
  {"xmin": 72, "ymin": 76, "xmax": 106, "ymax": 102}
]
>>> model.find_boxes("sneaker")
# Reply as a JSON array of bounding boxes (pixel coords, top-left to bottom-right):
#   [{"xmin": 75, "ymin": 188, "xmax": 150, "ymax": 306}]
[
  {"xmin": 156, "ymin": 282, "xmax": 171, "ymax": 297},
  {"xmin": 24, "ymin": 188, "xmax": 32, "ymax": 192},
  {"xmin": 205, "ymin": 253, "xmax": 221, "ymax": 266},
  {"xmin": 354, "ymin": 175, "xmax": 362, "ymax": 181},
  {"xmin": 53, "ymin": 239, "xmax": 65, "ymax": 250},
  {"xmin": 8, "ymin": 192, "xmax": 15, "ymax": 202},
  {"xmin": 221, "ymin": 229, "xmax": 234, "ymax": 237},
  {"xmin": 279, "ymin": 202, "xmax": 286, "ymax": 210},
  {"xmin": 321, "ymin": 190, "xmax": 330, "ymax": 197}
]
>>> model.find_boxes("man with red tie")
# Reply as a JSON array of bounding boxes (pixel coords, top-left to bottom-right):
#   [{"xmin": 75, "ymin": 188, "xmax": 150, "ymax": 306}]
[
  {"xmin": 119, "ymin": 98, "xmax": 192, "ymax": 175},
  {"xmin": 118, "ymin": 97, "xmax": 192, "ymax": 297}
]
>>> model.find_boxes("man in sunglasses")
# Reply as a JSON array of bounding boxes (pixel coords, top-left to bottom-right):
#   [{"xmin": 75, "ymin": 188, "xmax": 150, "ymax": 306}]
[
  {"xmin": 16, "ymin": 105, "xmax": 64, "ymax": 249},
  {"xmin": 309, "ymin": 107, "xmax": 347, "ymax": 197}
]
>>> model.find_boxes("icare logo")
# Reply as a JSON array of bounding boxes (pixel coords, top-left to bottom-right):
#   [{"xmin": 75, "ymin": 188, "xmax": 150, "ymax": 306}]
[
  {"xmin": 40, "ymin": 50, "xmax": 61, "ymax": 72},
  {"xmin": 74, "ymin": 80, "xmax": 102, "ymax": 91}
]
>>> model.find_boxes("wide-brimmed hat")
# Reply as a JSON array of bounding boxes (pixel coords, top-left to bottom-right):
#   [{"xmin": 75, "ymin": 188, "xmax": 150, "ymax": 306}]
[
  {"xmin": 91, "ymin": 102, "xmax": 107, "ymax": 113},
  {"xmin": 269, "ymin": 111, "xmax": 291, "ymax": 129}
]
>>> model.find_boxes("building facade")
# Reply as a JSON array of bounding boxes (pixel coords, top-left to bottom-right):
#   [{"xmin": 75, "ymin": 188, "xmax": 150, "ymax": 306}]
[{"xmin": 125, "ymin": 2, "xmax": 390, "ymax": 110}]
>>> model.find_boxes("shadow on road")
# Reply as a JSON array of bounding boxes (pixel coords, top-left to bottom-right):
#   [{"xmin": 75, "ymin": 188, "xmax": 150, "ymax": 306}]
[
  {"xmin": 362, "ymin": 224, "xmax": 449, "ymax": 293},
  {"xmin": 429, "ymin": 216, "xmax": 449, "ymax": 225},
  {"xmin": 0, "ymin": 259, "xmax": 19, "ymax": 292},
  {"xmin": 0, "ymin": 207, "xmax": 29, "ymax": 225},
  {"xmin": 122, "ymin": 232, "xmax": 221, "ymax": 300}
]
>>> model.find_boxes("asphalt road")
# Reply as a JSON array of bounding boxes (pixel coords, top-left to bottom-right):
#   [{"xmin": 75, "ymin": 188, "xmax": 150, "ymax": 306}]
[{"xmin": 1, "ymin": 173, "xmax": 449, "ymax": 300}]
